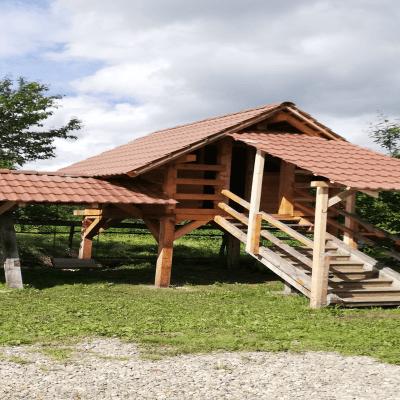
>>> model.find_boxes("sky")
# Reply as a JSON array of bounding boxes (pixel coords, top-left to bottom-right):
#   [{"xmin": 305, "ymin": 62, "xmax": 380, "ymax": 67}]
[{"xmin": 1, "ymin": 0, "xmax": 399, "ymax": 171}]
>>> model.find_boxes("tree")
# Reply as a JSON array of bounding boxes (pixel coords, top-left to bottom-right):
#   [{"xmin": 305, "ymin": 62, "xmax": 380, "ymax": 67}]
[
  {"xmin": 356, "ymin": 113, "xmax": 400, "ymax": 247},
  {"xmin": 0, "ymin": 75, "xmax": 82, "ymax": 168},
  {"xmin": 367, "ymin": 110, "xmax": 400, "ymax": 157}
]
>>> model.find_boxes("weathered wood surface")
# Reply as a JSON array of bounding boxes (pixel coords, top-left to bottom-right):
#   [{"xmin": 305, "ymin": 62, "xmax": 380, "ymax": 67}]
[
  {"xmin": 218, "ymin": 202, "xmax": 249, "ymax": 226},
  {"xmin": 310, "ymin": 185, "xmax": 330, "ymax": 308},
  {"xmin": 155, "ymin": 216, "xmax": 176, "ymax": 287},
  {"xmin": 79, "ymin": 218, "xmax": 93, "ymax": 259},
  {"xmin": 222, "ymin": 190, "xmax": 250, "ymax": 210},
  {"xmin": 0, "ymin": 213, "xmax": 23, "ymax": 289},
  {"xmin": 278, "ymin": 161, "xmax": 296, "ymax": 215},
  {"xmin": 246, "ymin": 149, "xmax": 265, "ymax": 254}
]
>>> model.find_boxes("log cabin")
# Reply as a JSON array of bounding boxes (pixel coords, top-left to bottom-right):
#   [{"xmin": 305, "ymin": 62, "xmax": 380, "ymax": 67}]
[{"xmin": 2, "ymin": 101, "xmax": 400, "ymax": 308}]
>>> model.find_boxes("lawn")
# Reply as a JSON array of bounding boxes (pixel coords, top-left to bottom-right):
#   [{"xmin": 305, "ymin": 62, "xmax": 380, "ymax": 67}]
[{"xmin": 0, "ymin": 228, "xmax": 400, "ymax": 364}]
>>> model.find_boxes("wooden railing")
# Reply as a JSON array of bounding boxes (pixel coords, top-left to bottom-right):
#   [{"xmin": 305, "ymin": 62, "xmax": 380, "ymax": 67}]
[{"xmin": 216, "ymin": 190, "xmax": 314, "ymax": 297}]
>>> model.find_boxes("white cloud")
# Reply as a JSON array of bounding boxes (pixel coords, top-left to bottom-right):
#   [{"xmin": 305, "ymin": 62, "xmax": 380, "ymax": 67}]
[{"xmin": 18, "ymin": 0, "xmax": 400, "ymax": 170}]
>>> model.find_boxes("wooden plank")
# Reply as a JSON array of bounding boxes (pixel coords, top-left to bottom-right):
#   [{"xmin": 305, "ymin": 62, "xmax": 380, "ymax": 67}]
[
  {"xmin": 175, "ymin": 214, "xmax": 221, "ymax": 223},
  {"xmin": 174, "ymin": 220, "xmax": 209, "ymax": 240},
  {"xmin": 174, "ymin": 193, "xmax": 224, "ymax": 201},
  {"xmin": 115, "ymin": 204, "xmax": 143, "ymax": 219},
  {"xmin": 0, "ymin": 202, "xmax": 17, "ymax": 216},
  {"xmin": 215, "ymin": 137, "xmax": 233, "ymax": 207},
  {"xmin": 97, "ymin": 217, "xmax": 125, "ymax": 235},
  {"xmin": 310, "ymin": 186, "xmax": 329, "ymax": 308},
  {"xmin": 222, "ymin": 189, "xmax": 250, "ymax": 210},
  {"xmin": 260, "ymin": 229, "xmax": 313, "ymax": 268},
  {"xmin": 155, "ymin": 216, "xmax": 176, "ymax": 287},
  {"xmin": 328, "ymin": 189, "xmax": 358, "ymax": 208},
  {"xmin": 0, "ymin": 213, "xmax": 23, "ymax": 289},
  {"xmin": 78, "ymin": 218, "xmax": 93, "ymax": 259},
  {"xmin": 214, "ymin": 215, "xmax": 247, "ymax": 243},
  {"xmin": 175, "ymin": 164, "xmax": 226, "ymax": 171},
  {"xmin": 343, "ymin": 193, "xmax": 357, "ymax": 249},
  {"xmin": 258, "ymin": 246, "xmax": 312, "ymax": 293},
  {"xmin": 260, "ymin": 212, "xmax": 314, "ymax": 247},
  {"xmin": 74, "ymin": 208, "xmax": 130, "ymax": 217},
  {"xmin": 246, "ymin": 150, "xmax": 265, "ymax": 254},
  {"xmin": 143, "ymin": 218, "xmax": 160, "ymax": 243},
  {"xmin": 295, "ymin": 170, "xmax": 313, "ymax": 175},
  {"xmin": 218, "ymin": 202, "xmax": 249, "ymax": 226},
  {"xmin": 278, "ymin": 161, "xmax": 296, "ymax": 215},
  {"xmin": 174, "ymin": 154, "xmax": 197, "ymax": 164},
  {"xmin": 175, "ymin": 178, "xmax": 225, "ymax": 186}
]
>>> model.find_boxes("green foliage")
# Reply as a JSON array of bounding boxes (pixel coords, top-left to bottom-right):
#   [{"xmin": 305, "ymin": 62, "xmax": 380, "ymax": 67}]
[
  {"xmin": 0, "ymin": 75, "xmax": 82, "ymax": 168},
  {"xmin": 367, "ymin": 110, "xmax": 400, "ymax": 157}
]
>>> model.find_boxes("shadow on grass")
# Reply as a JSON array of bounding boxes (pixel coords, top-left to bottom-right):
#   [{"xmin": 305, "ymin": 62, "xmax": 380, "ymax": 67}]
[{"xmin": 1, "ymin": 245, "xmax": 279, "ymax": 291}]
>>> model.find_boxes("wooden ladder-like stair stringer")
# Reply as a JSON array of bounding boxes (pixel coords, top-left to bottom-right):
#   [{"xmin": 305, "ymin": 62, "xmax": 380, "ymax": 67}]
[{"xmin": 215, "ymin": 216, "xmax": 400, "ymax": 307}]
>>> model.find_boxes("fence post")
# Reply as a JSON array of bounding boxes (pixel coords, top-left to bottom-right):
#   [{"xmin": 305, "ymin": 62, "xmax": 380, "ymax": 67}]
[{"xmin": 246, "ymin": 150, "xmax": 265, "ymax": 254}]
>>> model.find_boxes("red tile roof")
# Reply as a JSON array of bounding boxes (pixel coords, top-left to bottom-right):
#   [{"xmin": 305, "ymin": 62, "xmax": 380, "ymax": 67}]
[
  {"xmin": 0, "ymin": 171, "xmax": 176, "ymax": 205},
  {"xmin": 231, "ymin": 133, "xmax": 400, "ymax": 191},
  {"xmin": 58, "ymin": 102, "xmax": 296, "ymax": 177}
]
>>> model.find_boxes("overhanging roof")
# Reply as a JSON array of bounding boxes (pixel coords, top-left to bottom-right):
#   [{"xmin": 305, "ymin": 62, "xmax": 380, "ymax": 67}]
[
  {"xmin": 230, "ymin": 132, "xmax": 400, "ymax": 191},
  {"xmin": 58, "ymin": 102, "xmax": 343, "ymax": 177},
  {"xmin": 0, "ymin": 170, "xmax": 176, "ymax": 205}
]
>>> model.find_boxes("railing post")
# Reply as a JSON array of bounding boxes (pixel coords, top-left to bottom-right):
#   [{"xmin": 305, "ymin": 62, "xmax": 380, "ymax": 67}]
[
  {"xmin": 310, "ymin": 182, "xmax": 330, "ymax": 308},
  {"xmin": 246, "ymin": 150, "xmax": 265, "ymax": 254}
]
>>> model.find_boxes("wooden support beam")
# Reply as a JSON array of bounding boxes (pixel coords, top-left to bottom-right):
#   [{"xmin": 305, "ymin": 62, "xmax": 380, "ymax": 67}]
[
  {"xmin": 0, "ymin": 213, "xmax": 23, "ymax": 289},
  {"xmin": 360, "ymin": 189, "xmax": 379, "ymax": 198},
  {"xmin": 174, "ymin": 154, "xmax": 197, "ymax": 164},
  {"xmin": 174, "ymin": 220, "xmax": 209, "ymax": 240},
  {"xmin": 85, "ymin": 217, "xmax": 109, "ymax": 240},
  {"xmin": 155, "ymin": 216, "xmax": 176, "ymax": 287},
  {"xmin": 246, "ymin": 150, "xmax": 265, "ymax": 254},
  {"xmin": 244, "ymin": 146, "xmax": 256, "ymax": 202},
  {"xmin": 278, "ymin": 161, "xmax": 296, "ymax": 215},
  {"xmin": 79, "ymin": 218, "xmax": 94, "ymax": 259},
  {"xmin": 215, "ymin": 137, "xmax": 233, "ymax": 206},
  {"xmin": 97, "ymin": 217, "xmax": 125, "ymax": 235},
  {"xmin": 265, "ymin": 113, "xmax": 288, "ymax": 124},
  {"xmin": 326, "ymin": 187, "xmax": 341, "ymax": 236},
  {"xmin": 115, "ymin": 204, "xmax": 143, "ymax": 219},
  {"xmin": 227, "ymin": 235, "xmax": 241, "ymax": 269},
  {"xmin": 310, "ymin": 186, "xmax": 330, "ymax": 308},
  {"xmin": 328, "ymin": 188, "xmax": 358, "ymax": 208},
  {"xmin": 343, "ymin": 193, "xmax": 358, "ymax": 249},
  {"xmin": 0, "ymin": 202, "xmax": 17, "ymax": 216},
  {"xmin": 143, "ymin": 218, "xmax": 160, "ymax": 243}
]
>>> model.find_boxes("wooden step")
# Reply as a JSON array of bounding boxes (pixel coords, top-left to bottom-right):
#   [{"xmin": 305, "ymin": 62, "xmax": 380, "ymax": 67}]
[
  {"xmin": 332, "ymin": 271, "xmax": 379, "ymax": 280},
  {"xmin": 51, "ymin": 258, "xmax": 100, "ymax": 269},
  {"xmin": 330, "ymin": 287, "xmax": 400, "ymax": 298},
  {"xmin": 329, "ymin": 278, "xmax": 394, "ymax": 289},
  {"xmin": 329, "ymin": 260, "xmax": 364, "ymax": 266},
  {"xmin": 331, "ymin": 297, "xmax": 400, "ymax": 307}
]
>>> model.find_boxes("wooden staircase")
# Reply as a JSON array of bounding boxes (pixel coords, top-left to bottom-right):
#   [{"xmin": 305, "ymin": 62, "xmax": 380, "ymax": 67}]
[{"xmin": 215, "ymin": 192, "xmax": 400, "ymax": 308}]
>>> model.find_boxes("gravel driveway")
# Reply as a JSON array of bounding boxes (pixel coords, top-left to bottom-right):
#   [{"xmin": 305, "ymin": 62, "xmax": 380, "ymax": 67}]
[{"xmin": 1, "ymin": 338, "xmax": 399, "ymax": 399}]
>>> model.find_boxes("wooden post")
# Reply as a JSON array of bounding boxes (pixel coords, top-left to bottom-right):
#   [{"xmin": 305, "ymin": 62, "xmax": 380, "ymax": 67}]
[
  {"xmin": 227, "ymin": 235, "xmax": 240, "ymax": 269},
  {"xmin": 246, "ymin": 150, "xmax": 265, "ymax": 254},
  {"xmin": 310, "ymin": 183, "xmax": 330, "ymax": 308},
  {"xmin": 244, "ymin": 146, "xmax": 256, "ymax": 203},
  {"xmin": 0, "ymin": 213, "xmax": 23, "ymax": 289},
  {"xmin": 214, "ymin": 137, "xmax": 233, "ymax": 208},
  {"xmin": 78, "ymin": 218, "xmax": 93, "ymax": 259},
  {"xmin": 278, "ymin": 161, "xmax": 296, "ymax": 215},
  {"xmin": 155, "ymin": 216, "xmax": 176, "ymax": 287},
  {"xmin": 343, "ymin": 193, "xmax": 358, "ymax": 249},
  {"xmin": 326, "ymin": 188, "xmax": 340, "ymax": 236}
]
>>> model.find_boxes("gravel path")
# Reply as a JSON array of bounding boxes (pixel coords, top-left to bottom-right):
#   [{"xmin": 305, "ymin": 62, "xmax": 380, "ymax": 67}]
[{"xmin": 1, "ymin": 338, "xmax": 399, "ymax": 399}]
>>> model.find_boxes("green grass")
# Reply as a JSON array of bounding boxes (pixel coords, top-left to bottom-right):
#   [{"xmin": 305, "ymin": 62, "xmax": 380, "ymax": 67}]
[{"xmin": 0, "ymin": 231, "xmax": 400, "ymax": 365}]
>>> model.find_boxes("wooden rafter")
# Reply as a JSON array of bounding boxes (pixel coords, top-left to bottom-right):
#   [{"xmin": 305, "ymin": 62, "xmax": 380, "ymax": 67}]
[
  {"xmin": 85, "ymin": 217, "xmax": 109, "ymax": 240},
  {"xmin": 0, "ymin": 202, "xmax": 17, "ymax": 216},
  {"xmin": 115, "ymin": 204, "xmax": 143, "ymax": 219},
  {"xmin": 327, "ymin": 188, "xmax": 358, "ymax": 208}
]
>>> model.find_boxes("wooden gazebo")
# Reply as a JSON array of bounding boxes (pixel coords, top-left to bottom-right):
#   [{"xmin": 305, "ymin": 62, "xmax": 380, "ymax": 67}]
[{"xmin": 2, "ymin": 101, "xmax": 400, "ymax": 308}]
